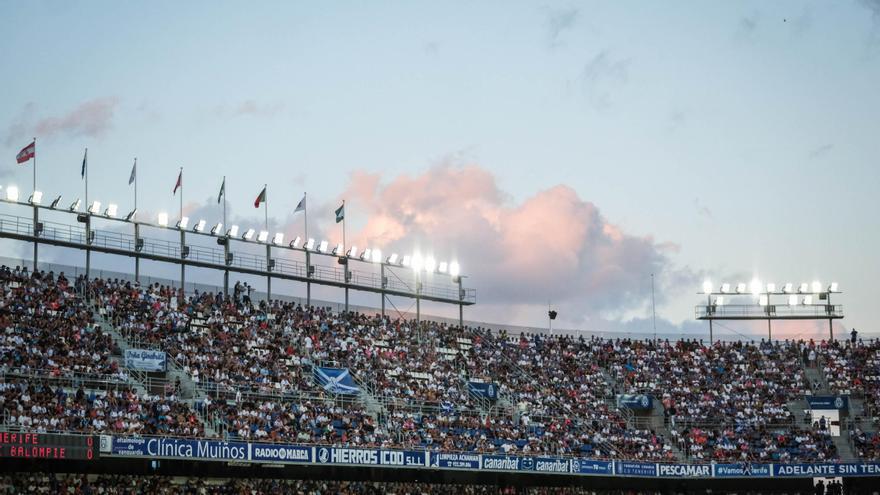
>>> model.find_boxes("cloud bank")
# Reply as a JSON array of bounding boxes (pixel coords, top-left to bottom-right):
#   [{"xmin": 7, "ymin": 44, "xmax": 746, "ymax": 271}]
[{"xmin": 4, "ymin": 97, "xmax": 119, "ymax": 146}]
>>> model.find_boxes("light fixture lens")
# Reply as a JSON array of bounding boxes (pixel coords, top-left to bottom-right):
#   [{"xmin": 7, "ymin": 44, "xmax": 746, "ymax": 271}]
[
  {"xmin": 305, "ymin": 238, "xmax": 315, "ymax": 250},
  {"xmin": 811, "ymin": 281, "xmax": 822, "ymax": 293},
  {"xmin": 348, "ymin": 246, "xmax": 358, "ymax": 258},
  {"xmin": 750, "ymin": 279, "xmax": 762, "ymax": 296},
  {"xmin": 6, "ymin": 186, "xmax": 19, "ymax": 202},
  {"xmin": 702, "ymin": 280, "xmax": 713, "ymax": 294},
  {"xmin": 438, "ymin": 261, "xmax": 448, "ymax": 273},
  {"xmin": 106, "ymin": 204, "xmax": 118, "ymax": 217},
  {"xmin": 720, "ymin": 283, "xmax": 730, "ymax": 294},
  {"xmin": 228, "ymin": 225, "xmax": 239, "ymax": 237},
  {"xmin": 70, "ymin": 199, "xmax": 81, "ymax": 212},
  {"xmin": 766, "ymin": 283, "xmax": 776, "ymax": 293},
  {"xmin": 243, "ymin": 228, "xmax": 255, "ymax": 240},
  {"xmin": 799, "ymin": 283, "xmax": 809, "ymax": 293},
  {"xmin": 449, "ymin": 261, "xmax": 460, "ymax": 277},
  {"xmin": 291, "ymin": 236, "xmax": 302, "ymax": 248},
  {"xmin": 424, "ymin": 256, "xmax": 436, "ymax": 273},
  {"xmin": 30, "ymin": 190, "xmax": 43, "ymax": 204},
  {"xmin": 401, "ymin": 255, "xmax": 411, "ymax": 267},
  {"xmin": 272, "ymin": 232, "xmax": 284, "ymax": 245},
  {"xmin": 829, "ymin": 282, "xmax": 839, "ymax": 292},
  {"xmin": 371, "ymin": 249, "xmax": 382, "ymax": 263},
  {"xmin": 411, "ymin": 253, "xmax": 424, "ymax": 271},
  {"xmin": 387, "ymin": 253, "xmax": 399, "ymax": 264},
  {"xmin": 360, "ymin": 248, "xmax": 371, "ymax": 261},
  {"xmin": 177, "ymin": 216, "xmax": 189, "ymax": 229},
  {"xmin": 194, "ymin": 219, "xmax": 206, "ymax": 232},
  {"xmin": 783, "ymin": 283, "xmax": 794, "ymax": 293},
  {"xmin": 88, "ymin": 201, "xmax": 101, "ymax": 214},
  {"xmin": 158, "ymin": 212, "xmax": 169, "ymax": 227},
  {"xmin": 318, "ymin": 240, "xmax": 328, "ymax": 253},
  {"xmin": 736, "ymin": 283, "xmax": 746, "ymax": 294},
  {"xmin": 257, "ymin": 230, "xmax": 269, "ymax": 243},
  {"xmin": 211, "ymin": 222, "xmax": 222, "ymax": 235}
]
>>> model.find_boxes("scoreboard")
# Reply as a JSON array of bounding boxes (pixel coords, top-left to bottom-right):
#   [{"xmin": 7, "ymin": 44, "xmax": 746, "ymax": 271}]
[{"xmin": 0, "ymin": 432, "xmax": 97, "ymax": 461}]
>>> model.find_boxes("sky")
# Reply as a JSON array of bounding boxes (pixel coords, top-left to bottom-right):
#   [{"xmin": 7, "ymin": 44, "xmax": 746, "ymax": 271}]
[{"xmin": 1, "ymin": 0, "xmax": 879, "ymax": 339}]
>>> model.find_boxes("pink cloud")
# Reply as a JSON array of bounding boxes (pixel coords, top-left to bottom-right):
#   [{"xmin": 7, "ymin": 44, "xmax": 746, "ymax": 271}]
[
  {"xmin": 331, "ymin": 162, "xmax": 686, "ymax": 316},
  {"xmin": 4, "ymin": 97, "xmax": 119, "ymax": 146}
]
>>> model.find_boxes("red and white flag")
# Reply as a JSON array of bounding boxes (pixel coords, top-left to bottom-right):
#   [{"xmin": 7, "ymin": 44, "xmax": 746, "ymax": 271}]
[
  {"xmin": 16, "ymin": 141, "xmax": 35, "ymax": 164},
  {"xmin": 173, "ymin": 170, "xmax": 182, "ymax": 194},
  {"xmin": 254, "ymin": 186, "xmax": 267, "ymax": 208}
]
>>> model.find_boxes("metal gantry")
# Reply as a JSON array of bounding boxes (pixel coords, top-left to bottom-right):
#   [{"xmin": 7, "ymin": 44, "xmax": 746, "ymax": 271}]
[{"xmin": 0, "ymin": 194, "xmax": 475, "ymax": 327}]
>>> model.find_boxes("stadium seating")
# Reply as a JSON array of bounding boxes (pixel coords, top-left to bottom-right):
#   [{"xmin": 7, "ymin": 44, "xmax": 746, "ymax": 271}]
[{"xmin": 4, "ymin": 266, "xmax": 880, "ymax": 463}]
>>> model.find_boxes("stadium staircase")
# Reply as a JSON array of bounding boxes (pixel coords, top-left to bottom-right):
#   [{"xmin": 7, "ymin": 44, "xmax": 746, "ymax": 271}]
[
  {"xmin": 93, "ymin": 310, "xmax": 220, "ymax": 437},
  {"xmin": 599, "ymin": 369, "xmax": 686, "ymax": 461}
]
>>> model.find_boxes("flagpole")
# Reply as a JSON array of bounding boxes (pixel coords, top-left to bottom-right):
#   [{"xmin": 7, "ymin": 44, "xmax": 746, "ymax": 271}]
[
  {"xmin": 264, "ymin": 183, "xmax": 268, "ymax": 230},
  {"xmin": 222, "ymin": 176, "xmax": 227, "ymax": 233},
  {"xmin": 84, "ymin": 148, "xmax": 88, "ymax": 212},
  {"xmin": 32, "ymin": 137, "xmax": 36, "ymax": 194},
  {"xmin": 304, "ymin": 192, "xmax": 308, "ymax": 242},
  {"xmin": 179, "ymin": 167, "xmax": 183, "ymax": 221},
  {"xmin": 342, "ymin": 199, "xmax": 347, "ymax": 312},
  {"xmin": 134, "ymin": 158, "xmax": 138, "ymax": 212},
  {"xmin": 304, "ymin": 191, "xmax": 310, "ymax": 308}
]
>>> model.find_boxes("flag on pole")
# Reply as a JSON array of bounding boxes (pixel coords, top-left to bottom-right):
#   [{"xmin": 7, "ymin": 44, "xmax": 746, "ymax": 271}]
[
  {"xmin": 128, "ymin": 159, "xmax": 136, "ymax": 185},
  {"xmin": 294, "ymin": 195, "xmax": 306, "ymax": 213},
  {"xmin": 217, "ymin": 177, "xmax": 226, "ymax": 204},
  {"xmin": 335, "ymin": 203, "xmax": 345, "ymax": 223},
  {"xmin": 81, "ymin": 149, "xmax": 87, "ymax": 178},
  {"xmin": 173, "ymin": 170, "xmax": 182, "ymax": 194},
  {"xmin": 254, "ymin": 186, "xmax": 266, "ymax": 208},
  {"xmin": 16, "ymin": 142, "xmax": 35, "ymax": 164}
]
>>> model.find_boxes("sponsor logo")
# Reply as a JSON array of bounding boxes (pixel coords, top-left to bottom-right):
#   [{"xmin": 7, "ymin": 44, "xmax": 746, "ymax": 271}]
[
  {"xmin": 835, "ymin": 397, "xmax": 844, "ymax": 409},
  {"xmin": 317, "ymin": 448, "xmax": 329, "ymax": 463},
  {"xmin": 483, "ymin": 457, "xmax": 519, "ymax": 470},
  {"xmin": 658, "ymin": 464, "xmax": 711, "ymax": 477}
]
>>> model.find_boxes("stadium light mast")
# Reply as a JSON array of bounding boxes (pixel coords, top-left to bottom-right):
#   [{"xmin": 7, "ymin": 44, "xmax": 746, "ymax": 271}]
[{"xmin": 697, "ymin": 279, "xmax": 843, "ymax": 342}]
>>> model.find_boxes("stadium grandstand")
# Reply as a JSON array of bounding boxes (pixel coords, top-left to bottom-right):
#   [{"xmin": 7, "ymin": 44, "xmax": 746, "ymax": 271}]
[{"xmin": 1, "ymin": 257, "xmax": 879, "ymax": 493}]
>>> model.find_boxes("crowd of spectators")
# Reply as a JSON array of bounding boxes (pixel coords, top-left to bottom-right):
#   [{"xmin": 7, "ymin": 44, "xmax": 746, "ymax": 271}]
[
  {"xmin": 5, "ymin": 267, "xmax": 880, "ymax": 463},
  {"xmin": 0, "ymin": 266, "xmax": 125, "ymax": 380},
  {"xmin": 0, "ymin": 378, "xmax": 203, "ymax": 438}
]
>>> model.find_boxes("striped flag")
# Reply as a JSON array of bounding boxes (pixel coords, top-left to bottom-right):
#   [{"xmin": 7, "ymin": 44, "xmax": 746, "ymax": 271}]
[
  {"xmin": 254, "ymin": 186, "xmax": 266, "ymax": 208},
  {"xmin": 218, "ymin": 177, "xmax": 226, "ymax": 204},
  {"xmin": 81, "ymin": 149, "xmax": 87, "ymax": 179},
  {"xmin": 173, "ymin": 170, "xmax": 182, "ymax": 194},
  {"xmin": 16, "ymin": 141, "xmax": 35, "ymax": 164},
  {"xmin": 335, "ymin": 203, "xmax": 344, "ymax": 223},
  {"xmin": 128, "ymin": 159, "xmax": 136, "ymax": 185},
  {"xmin": 294, "ymin": 195, "xmax": 306, "ymax": 213}
]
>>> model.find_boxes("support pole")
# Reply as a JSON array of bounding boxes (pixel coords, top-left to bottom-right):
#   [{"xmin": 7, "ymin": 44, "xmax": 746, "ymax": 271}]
[
  {"xmin": 180, "ymin": 230, "xmax": 185, "ymax": 292},
  {"xmin": 32, "ymin": 205, "xmax": 38, "ymax": 271},
  {"xmin": 416, "ymin": 272, "xmax": 421, "ymax": 324},
  {"xmin": 223, "ymin": 238, "xmax": 230, "ymax": 296},
  {"xmin": 768, "ymin": 318, "xmax": 772, "ymax": 341},
  {"xmin": 134, "ymin": 223, "xmax": 140, "ymax": 283},
  {"xmin": 85, "ymin": 216, "xmax": 91, "ymax": 288},
  {"xmin": 380, "ymin": 263, "xmax": 386, "ymax": 319},
  {"xmin": 266, "ymin": 244, "xmax": 272, "ymax": 301},
  {"xmin": 305, "ymin": 250, "xmax": 311, "ymax": 307}
]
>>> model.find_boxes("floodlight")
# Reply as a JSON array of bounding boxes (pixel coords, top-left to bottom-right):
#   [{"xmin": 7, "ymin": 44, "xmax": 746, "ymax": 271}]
[
  {"xmin": 766, "ymin": 283, "xmax": 776, "ymax": 293},
  {"xmin": 811, "ymin": 281, "xmax": 822, "ymax": 293},
  {"xmin": 702, "ymin": 280, "xmax": 713, "ymax": 294},
  {"xmin": 720, "ymin": 283, "xmax": 730, "ymax": 294},
  {"xmin": 736, "ymin": 283, "xmax": 746, "ymax": 294},
  {"xmin": 290, "ymin": 236, "xmax": 302, "ymax": 248},
  {"xmin": 803, "ymin": 295, "xmax": 813, "ymax": 305},
  {"xmin": 425, "ymin": 256, "xmax": 436, "ymax": 273},
  {"xmin": 227, "ymin": 225, "xmax": 239, "ymax": 237},
  {"xmin": 88, "ymin": 201, "xmax": 101, "ymax": 214},
  {"xmin": 360, "ymin": 248, "xmax": 371, "ymax": 261},
  {"xmin": 125, "ymin": 209, "xmax": 138, "ymax": 222},
  {"xmin": 401, "ymin": 255, "xmax": 411, "ymax": 267},
  {"xmin": 332, "ymin": 243, "xmax": 344, "ymax": 256},
  {"xmin": 49, "ymin": 195, "xmax": 62, "ymax": 209},
  {"xmin": 257, "ymin": 230, "xmax": 269, "ymax": 243},
  {"xmin": 371, "ymin": 249, "xmax": 382, "ymax": 263},
  {"xmin": 715, "ymin": 296, "xmax": 725, "ymax": 306},
  {"xmin": 449, "ymin": 261, "xmax": 460, "ymax": 277},
  {"xmin": 759, "ymin": 295, "xmax": 768, "ymax": 306},
  {"xmin": 210, "ymin": 222, "xmax": 223, "ymax": 235},
  {"xmin": 243, "ymin": 228, "xmax": 255, "ymax": 240},
  {"xmin": 105, "ymin": 204, "xmax": 118, "ymax": 218},
  {"xmin": 158, "ymin": 212, "xmax": 169, "ymax": 227},
  {"xmin": 28, "ymin": 190, "xmax": 42, "ymax": 205},
  {"xmin": 69, "ymin": 199, "xmax": 81, "ymax": 212},
  {"xmin": 5, "ymin": 186, "xmax": 19, "ymax": 202},
  {"xmin": 177, "ymin": 216, "xmax": 189, "ymax": 229},
  {"xmin": 829, "ymin": 282, "xmax": 839, "ymax": 292},
  {"xmin": 799, "ymin": 283, "xmax": 809, "ymax": 293},
  {"xmin": 788, "ymin": 295, "xmax": 798, "ymax": 306},
  {"xmin": 193, "ymin": 219, "xmax": 206, "ymax": 232},
  {"xmin": 412, "ymin": 254, "xmax": 426, "ymax": 271},
  {"xmin": 348, "ymin": 246, "xmax": 358, "ymax": 258},
  {"xmin": 318, "ymin": 240, "xmax": 329, "ymax": 253},
  {"xmin": 305, "ymin": 238, "xmax": 316, "ymax": 250},
  {"xmin": 387, "ymin": 253, "xmax": 399, "ymax": 265},
  {"xmin": 749, "ymin": 279, "xmax": 762, "ymax": 296},
  {"xmin": 782, "ymin": 283, "xmax": 793, "ymax": 293},
  {"xmin": 272, "ymin": 233, "xmax": 284, "ymax": 245},
  {"xmin": 438, "ymin": 261, "xmax": 448, "ymax": 274}
]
